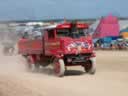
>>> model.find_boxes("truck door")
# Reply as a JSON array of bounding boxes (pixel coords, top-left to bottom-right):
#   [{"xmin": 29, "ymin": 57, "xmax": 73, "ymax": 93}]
[{"xmin": 44, "ymin": 29, "xmax": 59, "ymax": 55}]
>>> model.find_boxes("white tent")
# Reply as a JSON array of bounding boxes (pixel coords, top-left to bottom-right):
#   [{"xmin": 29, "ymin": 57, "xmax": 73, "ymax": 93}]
[
  {"xmin": 119, "ymin": 20, "xmax": 128, "ymax": 30},
  {"xmin": 89, "ymin": 19, "xmax": 100, "ymax": 32}
]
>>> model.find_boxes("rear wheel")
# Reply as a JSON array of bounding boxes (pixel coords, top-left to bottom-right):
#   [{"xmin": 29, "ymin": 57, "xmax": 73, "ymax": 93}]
[
  {"xmin": 27, "ymin": 56, "xmax": 40, "ymax": 72},
  {"xmin": 53, "ymin": 59, "xmax": 65, "ymax": 77},
  {"xmin": 84, "ymin": 58, "xmax": 96, "ymax": 74},
  {"xmin": 3, "ymin": 47, "xmax": 9, "ymax": 55}
]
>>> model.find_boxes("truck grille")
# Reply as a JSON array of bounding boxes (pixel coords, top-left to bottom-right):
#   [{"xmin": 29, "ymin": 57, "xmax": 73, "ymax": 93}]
[{"xmin": 64, "ymin": 53, "xmax": 92, "ymax": 64}]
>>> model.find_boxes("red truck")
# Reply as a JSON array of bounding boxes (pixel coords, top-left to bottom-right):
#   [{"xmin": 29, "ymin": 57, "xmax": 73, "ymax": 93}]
[{"xmin": 18, "ymin": 22, "xmax": 96, "ymax": 77}]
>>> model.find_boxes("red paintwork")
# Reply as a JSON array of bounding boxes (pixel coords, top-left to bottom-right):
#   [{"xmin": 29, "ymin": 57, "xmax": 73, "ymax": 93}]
[
  {"xmin": 76, "ymin": 23, "xmax": 89, "ymax": 28},
  {"xmin": 56, "ymin": 22, "xmax": 89, "ymax": 29},
  {"xmin": 57, "ymin": 23, "xmax": 71, "ymax": 29},
  {"xmin": 60, "ymin": 37, "xmax": 93, "ymax": 55},
  {"xmin": 18, "ymin": 39, "xmax": 43, "ymax": 54}
]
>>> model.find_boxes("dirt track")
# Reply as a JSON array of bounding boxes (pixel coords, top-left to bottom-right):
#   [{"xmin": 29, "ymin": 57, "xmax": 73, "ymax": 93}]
[{"xmin": 0, "ymin": 50, "xmax": 128, "ymax": 96}]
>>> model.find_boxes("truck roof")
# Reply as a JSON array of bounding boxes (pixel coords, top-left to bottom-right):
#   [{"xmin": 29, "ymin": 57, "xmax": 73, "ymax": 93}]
[{"xmin": 42, "ymin": 22, "xmax": 89, "ymax": 30}]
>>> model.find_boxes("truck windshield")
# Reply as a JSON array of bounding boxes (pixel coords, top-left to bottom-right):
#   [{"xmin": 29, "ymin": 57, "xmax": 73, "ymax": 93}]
[
  {"xmin": 77, "ymin": 29, "xmax": 86, "ymax": 36},
  {"xmin": 56, "ymin": 28, "xmax": 87, "ymax": 38},
  {"xmin": 56, "ymin": 29, "xmax": 69, "ymax": 37},
  {"xmin": 68, "ymin": 28, "xmax": 86, "ymax": 38}
]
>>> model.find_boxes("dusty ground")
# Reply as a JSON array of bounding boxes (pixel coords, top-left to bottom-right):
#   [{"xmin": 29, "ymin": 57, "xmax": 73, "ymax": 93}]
[{"xmin": 0, "ymin": 49, "xmax": 128, "ymax": 96}]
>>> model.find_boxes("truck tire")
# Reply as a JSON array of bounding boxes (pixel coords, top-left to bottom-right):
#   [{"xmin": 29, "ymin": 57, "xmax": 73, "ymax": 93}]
[
  {"xmin": 27, "ymin": 56, "xmax": 40, "ymax": 72},
  {"xmin": 54, "ymin": 59, "xmax": 65, "ymax": 77},
  {"xmin": 3, "ymin": 47, "xmax": 9, "ymax": 55},
  {"xmin": 84, "ymin": 57, "xmax": 96, "ymax": 74}
]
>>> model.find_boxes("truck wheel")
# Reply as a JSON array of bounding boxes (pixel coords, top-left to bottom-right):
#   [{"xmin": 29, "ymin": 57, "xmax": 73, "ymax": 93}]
[
  {"xmin": 3, "ymin": 47, "xmax": 9, "ymax": 55},
  {"xmin": 84, "ymin": 58, "xmax": 96, "ymax": 74},
  {"xmin": 33, "ymin": 62, "xmax": 40, "ymax": 72},
  {"xmin": 54, "ymin": 59, "xmax": 65, "ymax": 77},
  {"xmin": 27, "ymin": 56, "xmax": 40, "ymax": 72},
  {"xmin": 8, "ymin": 47, "xmax": 14, "ymax": 55}
]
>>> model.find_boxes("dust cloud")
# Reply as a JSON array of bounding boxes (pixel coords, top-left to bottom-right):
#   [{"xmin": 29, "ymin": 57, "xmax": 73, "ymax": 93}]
[
  {"xmin": 0, "ymin": 23, "xmax": 27, "ymax": 74},
  {"xmin": 0, "ymin": 47, "xmax": 27, "ymax": 74}
]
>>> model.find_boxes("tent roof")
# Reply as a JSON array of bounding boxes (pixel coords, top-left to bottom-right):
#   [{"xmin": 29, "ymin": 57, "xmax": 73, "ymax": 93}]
[
  {"xmin": 93, "ymin": 15, "xmax": 119, "ymax": 38},
  {"xmin": 102, "ymin": 15, "xmax": 118, "ymax": 24}
]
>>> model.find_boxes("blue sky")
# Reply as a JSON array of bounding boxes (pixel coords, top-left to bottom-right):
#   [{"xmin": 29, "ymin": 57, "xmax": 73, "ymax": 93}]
[{"xmin": 0, "ymin": 0, "xmax": 127, "ymax": 20}]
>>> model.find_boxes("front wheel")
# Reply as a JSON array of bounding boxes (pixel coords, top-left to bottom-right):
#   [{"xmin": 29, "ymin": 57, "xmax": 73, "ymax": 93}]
[
  {"xmin": 53, "ymin": 59, "xmax": 65, "ymax": 77},
  {"xmin": 84, "ymin": 57, "xmax": 96, "ymax": 74}
]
